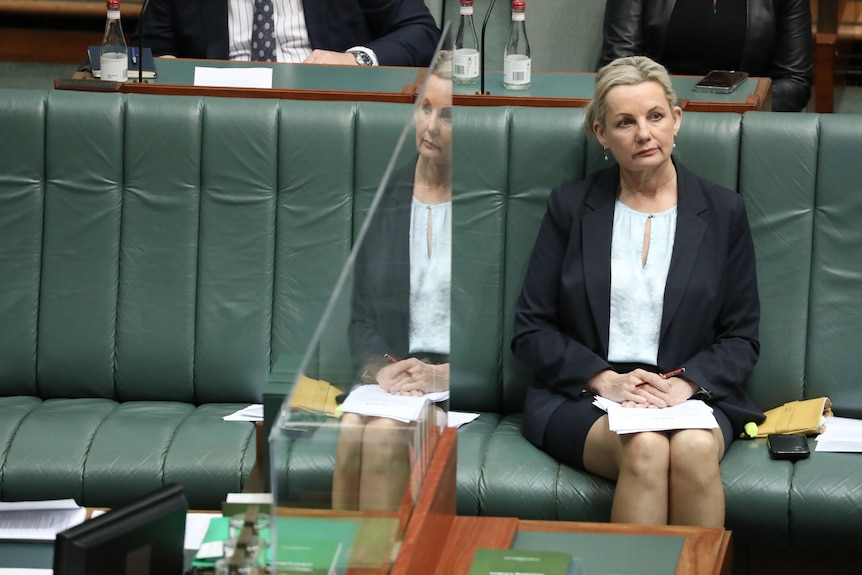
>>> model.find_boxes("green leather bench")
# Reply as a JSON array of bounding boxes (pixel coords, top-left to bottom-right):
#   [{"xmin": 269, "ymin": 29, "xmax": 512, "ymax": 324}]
[{"xmin": 1, "ymin": 89, "xmax": 861, "ymax": 566}]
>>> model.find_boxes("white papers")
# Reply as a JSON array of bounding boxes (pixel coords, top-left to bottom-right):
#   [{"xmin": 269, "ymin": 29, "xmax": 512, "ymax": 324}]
[
  {"xmin": 0, "ymin": 499, "xmax": 87, "ymax": 541},
  {"xmin": 340, "ymin": 385, "xmax": 449, "ymax": 423},
  {"xmin": 0, "ymin": 569, "xmax": 53, "ymax": 574},
  {"xmin": 224, "ymin": 404, "xmax": 263, "ymax": 422},
  {"xmin": 448, "ymin": 411, "xmax": 480, "ymax": 428},
  {"xmin": 815, "ymin": 416, "xmax": 862, "ymax": 452},
  {"xmin": 593, "ymin": 396, "xmax": 719, "ymax": 434},
  {"xmin": 185, "ymin": 513, "xmax": 221, "ymax": 550},
  {"xmin": 193, "ymin": 66, "xmax": 274, "ymax": 89}
]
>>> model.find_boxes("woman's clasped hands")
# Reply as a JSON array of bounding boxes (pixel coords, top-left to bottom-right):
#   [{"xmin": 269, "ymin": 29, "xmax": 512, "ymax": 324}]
[
  {"xmin": 589, "ymin": 368, "xmax": 698, "ymax": 408},
  {"xmin": 377, "ymin": 358, "xmax": 450, "ymax": 396}
]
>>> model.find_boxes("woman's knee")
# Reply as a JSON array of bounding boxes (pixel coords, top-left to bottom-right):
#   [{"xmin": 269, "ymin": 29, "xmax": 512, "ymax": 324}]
[{"xmin": 620, "ymin": 432, "xmax": 671, "ymax": 474}]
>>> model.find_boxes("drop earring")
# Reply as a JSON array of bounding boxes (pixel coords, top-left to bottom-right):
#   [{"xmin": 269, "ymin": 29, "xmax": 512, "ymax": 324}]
[{"xmin": 603, "ymin": 147, "xmax": 609, "ymax": 161}]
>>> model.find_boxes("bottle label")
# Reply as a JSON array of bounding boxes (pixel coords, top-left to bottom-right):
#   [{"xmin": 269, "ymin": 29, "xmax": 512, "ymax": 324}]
[
  {"xmin": 511, "ymin": 12, "xmax": 525, "ymax": 21},
  {"xmin": 101, "ymin": 52, "xmax": 128, "ymax": 81},
  {"xmin": 460, "ymin": 6, "xmax": 474, "ymax": 15},
  {"xmin": 106, "ymin": 9, "xmax": 120, "ymax": 19},
  {"xmin": 453, "ymin": 49, "xmax": 479, "ymax": 82},
  {"xmin": 503, "ymin": 54, "xmax": 531, "ymax": 87}
]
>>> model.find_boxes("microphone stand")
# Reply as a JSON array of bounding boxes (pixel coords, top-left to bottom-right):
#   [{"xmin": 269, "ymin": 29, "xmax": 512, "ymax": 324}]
[
  {"xmin": 479, "ymin": 0, "xmax": 497, "ymax": 95},
  {"xmin": 137, "ymin": 0, "xmax": 152, "ymax": 83}
]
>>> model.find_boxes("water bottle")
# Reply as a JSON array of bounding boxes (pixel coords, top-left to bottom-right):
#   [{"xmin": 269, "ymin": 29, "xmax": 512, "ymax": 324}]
[
  {"xmin": 100, "ymin": 0, "xmax": 128, "ymax": 82},
  {"xmin": 453, "ymin": 0, "xmax": 480, "ymax": 84},
  {"xmin": 503, "ymin": 0, "xmax": 531, "ymax": 90}
]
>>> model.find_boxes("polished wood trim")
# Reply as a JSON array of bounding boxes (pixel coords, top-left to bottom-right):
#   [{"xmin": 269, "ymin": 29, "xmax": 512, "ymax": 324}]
[
  {"xmin": 0, "ymin": 28, "xmax": 101, "ymax": 63},
  {"xmin": 454, "ymin": 77, "xmax": 773, "ymax": 113},
  {"xmin": 390, "ymin": 427, "xmax": 458, "ymax": 575},
  {"xmin": 815, "ymin": 33, "xmax": 839, "ymax": 113},
  {"xmin": 0, "ymin": 0, "xmax": 141, "ymax": 17},
  {"xmin": 120, "ymin": 83, "xmax": 418, "ymax": 103}
]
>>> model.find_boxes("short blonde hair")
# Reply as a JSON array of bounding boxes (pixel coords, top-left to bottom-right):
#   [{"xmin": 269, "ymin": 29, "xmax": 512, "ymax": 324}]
[
  {"xmin": 585, "ymin": 56, "xmax": 678, "ymax": 137},
  {"xmin": 430, "ymin": 49, "xmax": 452, "ymax": 80}
]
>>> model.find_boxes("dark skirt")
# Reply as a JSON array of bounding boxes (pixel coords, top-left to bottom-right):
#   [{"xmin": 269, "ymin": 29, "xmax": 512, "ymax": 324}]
[{"xmin": 541, "ymin": 396, "xmax": 734, "ymax": 471}]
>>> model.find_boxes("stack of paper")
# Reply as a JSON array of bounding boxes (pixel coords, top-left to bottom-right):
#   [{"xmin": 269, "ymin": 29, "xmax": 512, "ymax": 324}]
[
  {"xmin": 340, "ymin": 384, "xmax": 449, "ymax": 423},
  {"xmin": 593, "ymin": 396, "xmax": 718, "ymax": 434},
  {"xmin": 815, "ymin": 416, "xmax": 862, "ymax": 452},
  {"xmin": 223, "ymin": 404, "xmax": 263, "ymax": 422},
  {"xmin": 0, "ymin": 499, "xmax": 87, "ymax": 541}
]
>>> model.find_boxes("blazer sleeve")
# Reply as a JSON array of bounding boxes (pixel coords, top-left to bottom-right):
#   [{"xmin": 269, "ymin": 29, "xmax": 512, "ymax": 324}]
[
  {"xmin": 674, "ymin": 192, "xmax": 761, "ymax": 405},
  {"xmin": 598, "ymin": 0, "xmax": 646, "ymax": 68},
  {"xmin": 360, "ymin": 0, "xmax": 441, "ymax": 67},
  {"xmin": 765, "ymin": 0, "xmax": 813, "ymax": 112},
  {"xmin": 511, "ymin": 184, "xmax": 613, "ymax": 398},
  {"xmin": 138, "ymin": 0, "xmax": 179, "ymax": 57}
]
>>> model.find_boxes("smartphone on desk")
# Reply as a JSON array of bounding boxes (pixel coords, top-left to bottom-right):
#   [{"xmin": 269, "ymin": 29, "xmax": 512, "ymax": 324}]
[
  {"xmin": 767, "ymin": 433, "xmax": 810, "ymax": 460},
  {"xmin": 693, "ymin": 70, "xmax": 749, "ymax": 94}
]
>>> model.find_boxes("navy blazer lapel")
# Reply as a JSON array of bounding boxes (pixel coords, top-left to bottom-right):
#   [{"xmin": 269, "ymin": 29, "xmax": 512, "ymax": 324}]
[
  {"xmin": 582, "ymin": 169, "xmax": 618, "ymax": 357},
  {"xmin": 661, "ymin": 163, "xmax": 708, "ymax": 338}
]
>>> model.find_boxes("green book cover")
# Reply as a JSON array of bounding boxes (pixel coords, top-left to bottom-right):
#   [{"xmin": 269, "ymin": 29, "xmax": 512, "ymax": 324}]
[
  {"xmin": 512, "ymin": 531, "xmax": 683, "ymax": 575},
  {"xmin": 192, "ymin": 515, "xmax": 360, "ymax": 574},
  {"xmin": 468, "ymin": 547, "xmax": 576, "ymax": 575}
]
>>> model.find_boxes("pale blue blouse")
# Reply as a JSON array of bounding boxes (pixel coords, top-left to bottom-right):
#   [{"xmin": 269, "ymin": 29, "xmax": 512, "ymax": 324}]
[
  {"xmin": 607, "ymin": 200, "xmax": 677, "ymax": 365},
  {"xmin": 408, "ymin": 197, "xmax": 452, "ymax": 355}
]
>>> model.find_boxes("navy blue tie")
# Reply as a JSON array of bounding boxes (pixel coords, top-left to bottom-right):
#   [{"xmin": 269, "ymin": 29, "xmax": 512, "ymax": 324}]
[{"xmin": 252, "ymin": 0, "xmax": 276, "ymax": 61}]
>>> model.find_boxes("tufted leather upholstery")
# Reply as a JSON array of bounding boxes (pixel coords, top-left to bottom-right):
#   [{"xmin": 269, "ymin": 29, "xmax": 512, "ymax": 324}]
[
  {"xmin": 0, "ymin": 89, "xmax": 409, "ymax": 509},
  {"xmin": 2, "ymin": 89, "xmax": 861, "ymax": 554}
]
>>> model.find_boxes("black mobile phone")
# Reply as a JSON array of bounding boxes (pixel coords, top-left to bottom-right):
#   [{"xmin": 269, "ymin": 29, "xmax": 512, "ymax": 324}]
[
  {"xmin": 692, "ymin": 70, "xmax": 749, "ymax": 94},
  {"xmin": 767, "ymin": 433, "xmax": 811, "ymax": 460}
]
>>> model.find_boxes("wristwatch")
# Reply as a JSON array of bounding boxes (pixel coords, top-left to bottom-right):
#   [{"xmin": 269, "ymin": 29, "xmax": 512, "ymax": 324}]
[
  {"xmin": 692, "ymin": 386, "xmax": 713, "ymax": 401},
  {"xmin": 351, "ymin": 50, "xmax": 374, "ymax": 66}
]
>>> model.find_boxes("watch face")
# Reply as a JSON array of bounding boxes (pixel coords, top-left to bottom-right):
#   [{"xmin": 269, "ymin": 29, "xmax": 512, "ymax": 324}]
[{"xmin": 354, "ymin": 51, "xmax": 373, "ymax": 66}]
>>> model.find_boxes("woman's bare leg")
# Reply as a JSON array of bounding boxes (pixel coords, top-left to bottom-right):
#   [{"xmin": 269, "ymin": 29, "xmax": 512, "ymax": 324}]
[
  {"xmin": 331, "ymin": 413, "xmax": 366, "ymax": 510},
  {"xmin": 358, "ymin": 417, "xmax": 412, "ymax": 512},
  {"xmin": 584, "ymin": 416, "xmax": 671, "ymax": 524},
  {"xmin": 668, "ymin": 427, "xmax": 726, "ymax": 527}
]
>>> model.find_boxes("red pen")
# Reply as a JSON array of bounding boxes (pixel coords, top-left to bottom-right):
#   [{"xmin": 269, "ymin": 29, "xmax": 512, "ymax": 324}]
[
  {"xmin": 385, "ymin": 353, "xmax": 414, "ymax": 376},
  {"xmin": 635, "ymin": 367, "xmax": 685, "ymax": 386}
]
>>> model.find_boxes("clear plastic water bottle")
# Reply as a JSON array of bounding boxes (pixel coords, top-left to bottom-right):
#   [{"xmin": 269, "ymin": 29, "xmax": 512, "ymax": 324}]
[
  {"xmin": 503, "ymin": 0, "xmax": 531, "ymax": 90},
  {"xmin": 453, "ymin": 0, "xmax": 480, "ymax": 84},
  {"xmin": 100, "ymin": 0, "xmax": 128, "ymax": 82}
]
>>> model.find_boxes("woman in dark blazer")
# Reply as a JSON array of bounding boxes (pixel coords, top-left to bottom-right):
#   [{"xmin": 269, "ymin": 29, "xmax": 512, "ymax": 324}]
[
  {"xmin": 599, "ymin": 0, "xmax": 813, "ymax": 112},
  {"xmin": 512, "ymin": 56, "xmax": 764, "ymax": 527}
]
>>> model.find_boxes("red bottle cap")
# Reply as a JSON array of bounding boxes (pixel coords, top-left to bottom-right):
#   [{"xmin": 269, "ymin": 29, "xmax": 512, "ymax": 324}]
[
  {"xmin": 107, "ymin": 0, "xmax": 120, "ymax": 9},
  {"xmin": 461, "ymin": 0, "xmax": 473, "ymax": 4},
  {"xmin": 512, "ymin": 0, "xmax": 525, "ymax": 9}
]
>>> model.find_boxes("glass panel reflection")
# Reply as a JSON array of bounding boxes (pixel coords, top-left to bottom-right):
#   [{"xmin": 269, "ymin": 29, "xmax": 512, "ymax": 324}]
[{"xmin": 268, "ymin": 32, "xmax": 452, "ymax": 574}]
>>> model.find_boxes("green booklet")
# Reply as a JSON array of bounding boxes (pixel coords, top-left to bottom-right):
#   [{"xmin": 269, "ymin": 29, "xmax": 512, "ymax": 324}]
[
  {"xmin": 512, "ymin": 531, "xmax": 683, "ymax": 575},
  {"xmin": 193, "ymin": 515, "xmax": 359, "ymax": 574},
  {"xmin": 468, "ymin": 548, "xmax": 578, "ymax": 575}
]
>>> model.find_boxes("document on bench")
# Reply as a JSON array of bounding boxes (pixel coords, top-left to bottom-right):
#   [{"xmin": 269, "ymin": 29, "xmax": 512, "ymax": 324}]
[
  {"xmin": 0, "ymin": 499, "xmax": 86, "ymax": 541},
  {"xmin": 593, "ymin": 396, "xmax": 718, "ymax": 434},
  {"xmin": 340, "ymin": 384, "xmax": 449, "ymax": 423},
  {"xmin": 194, "ymin": 67, "xmax": 273, "ymax": 89},
  {"xmin": 815, "ymin": 416, "xmax": 862, "ymax": 452}
]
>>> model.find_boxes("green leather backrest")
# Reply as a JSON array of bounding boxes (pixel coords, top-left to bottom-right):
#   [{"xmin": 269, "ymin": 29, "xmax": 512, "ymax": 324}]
[
  {"xmin": 442, "ymin": 0, "xmax": 606, "ymax": 73},
  {"xmin": 3, "ymin": 87, "xmax": 861, "ymax": 420},
  {"xmin": 806, "ymin": 114, "xmax": 862, "ymax": 417},
  {"xmin": 737, "ymin": 113, "xmax": 819, "ymax": 412},
  {"xmin": 0, "ymin": 89, "xmax": 413, "ymax": 406}
]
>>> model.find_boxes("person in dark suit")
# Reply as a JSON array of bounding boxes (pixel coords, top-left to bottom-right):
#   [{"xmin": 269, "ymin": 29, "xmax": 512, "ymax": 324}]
[
  {"xmin": 332, "ymin": 52, "xmax": 452, "ymax": 511},
  {"xmin": 138, "ymin": 0, "xmax": 441, "ymax": 67},
  {"xmin": 511, "ymin": 56, "xmax": 765, "ymax": 527},
  {"xmin": 598, "ymin": 0, "xmax": 813, "ymax": 112}
]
